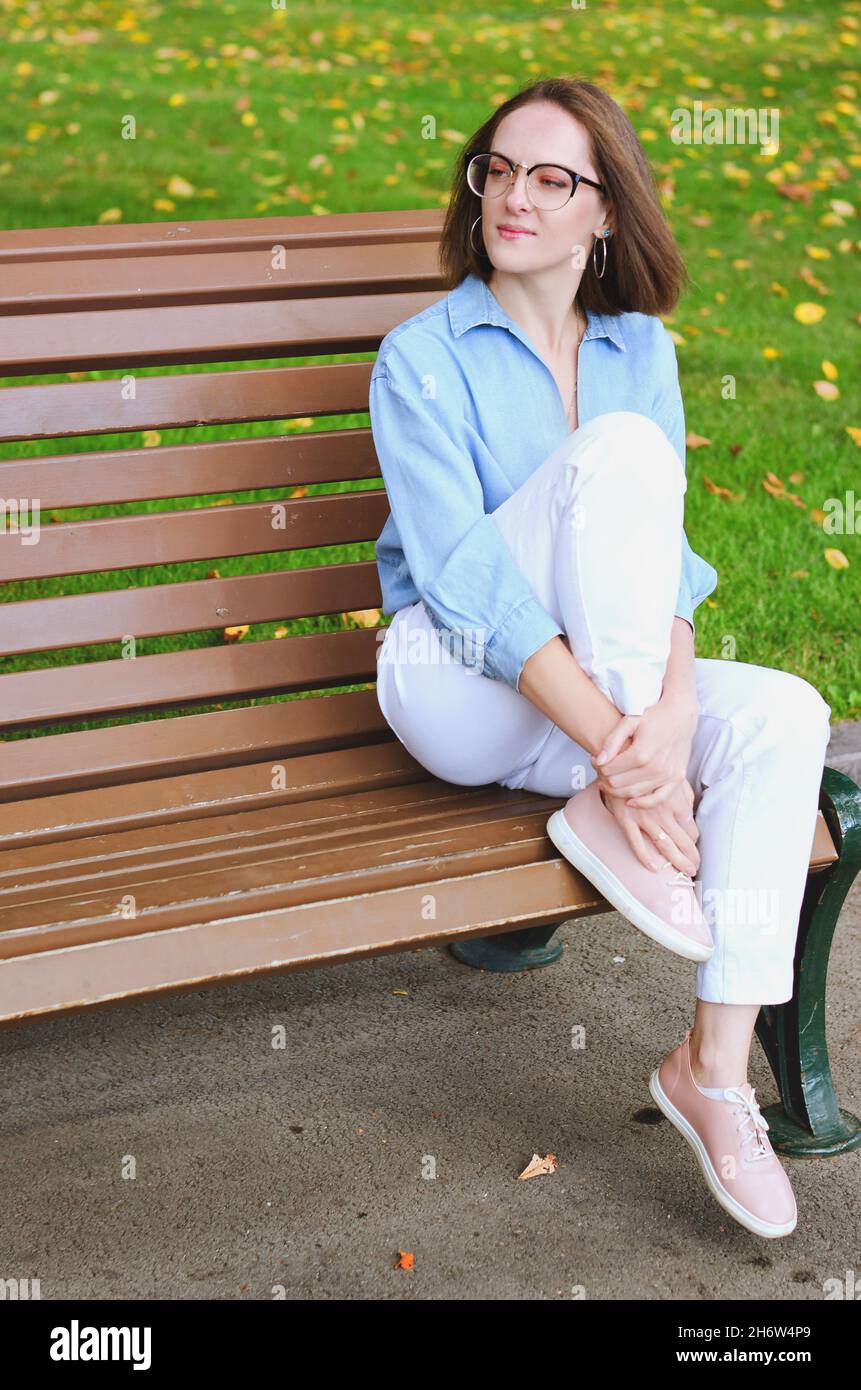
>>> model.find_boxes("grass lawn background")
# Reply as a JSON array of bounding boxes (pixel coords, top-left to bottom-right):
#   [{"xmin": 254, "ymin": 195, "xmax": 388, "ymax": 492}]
[{"xmin": 1, "ymin": 0, "xmax": 859, "ymax": 739}]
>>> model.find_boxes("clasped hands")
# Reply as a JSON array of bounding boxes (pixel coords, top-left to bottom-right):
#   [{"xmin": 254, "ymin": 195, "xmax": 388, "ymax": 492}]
[{"xmin": 589, "ymin": 694, "xmax": 701, "ymax": 876}]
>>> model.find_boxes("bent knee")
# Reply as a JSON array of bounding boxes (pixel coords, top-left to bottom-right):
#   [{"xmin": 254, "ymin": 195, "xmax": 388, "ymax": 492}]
[
  {"xmin": 781, "ymin": 672, "xmax": 832, "ymax": 736},
  {"xmin": 576, "ymin": 410, "xmax": 684, "ymax": 483},
  {"xmin": 751, "ymin": 669, "xmax": 832, "ymax": 744}
]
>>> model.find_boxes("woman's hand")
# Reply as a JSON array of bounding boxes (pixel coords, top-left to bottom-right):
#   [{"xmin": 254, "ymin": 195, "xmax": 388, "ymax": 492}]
[
  {"xmin": 598, "ymin": 776, "xmax": 700, "ymax": 875},
  {"xmin": 592, "ymin": 694, "xmax": 699, "ymax": 807},
  {"xmin": 590, "ymin": 694, "xmax": 701, "ymax": 873}
]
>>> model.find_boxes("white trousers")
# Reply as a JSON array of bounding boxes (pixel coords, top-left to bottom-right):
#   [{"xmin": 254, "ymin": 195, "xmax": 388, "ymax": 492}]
[{"xmin": 375, "ymin": 412, "xmax": 832, "ymax": 1005}]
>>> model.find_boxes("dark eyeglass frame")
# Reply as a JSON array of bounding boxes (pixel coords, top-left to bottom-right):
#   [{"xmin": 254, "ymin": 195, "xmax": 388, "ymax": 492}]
[{"xmin": 467, "ymin": 150, "xmax": 606, "ymax": 204}]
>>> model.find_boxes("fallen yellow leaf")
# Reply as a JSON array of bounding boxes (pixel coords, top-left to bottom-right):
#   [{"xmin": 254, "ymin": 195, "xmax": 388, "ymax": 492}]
[
  {"xmin": 343, "ymin": 608, "xmax": 381, "ymax": 628},
  {"xmin": 824, "ymin": 548, "xmax": 849, "ymax": 569},
  {"xmin": 166, "ymin": 174, "xmax": 195, "ymax": 198},
  {"xmin": 793, "ymin": 301, "xmax": 826, "ymax": 324}
]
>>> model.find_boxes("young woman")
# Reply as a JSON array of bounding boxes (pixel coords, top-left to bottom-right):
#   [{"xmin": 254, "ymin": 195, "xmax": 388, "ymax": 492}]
[{"xmin": 368, "ymin": 77, "xmax": 832, "ymax": 1239}]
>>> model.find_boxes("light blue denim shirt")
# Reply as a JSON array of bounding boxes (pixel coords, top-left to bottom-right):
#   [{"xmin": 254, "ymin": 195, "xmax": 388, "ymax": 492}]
[{"xmin": 369, "ymin": 271, "xmax": 718, "ymax": 694}]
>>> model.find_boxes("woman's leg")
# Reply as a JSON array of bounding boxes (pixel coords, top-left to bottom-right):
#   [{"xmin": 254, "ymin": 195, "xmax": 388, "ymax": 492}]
[
  {"xmin": 689, "ymin": 1003, "xmax": 760, "ymax": 1088},
  {"xmin": 686, "ymin": 657, "xmax": 831, "ymax": 1084},
  {"xmin": 376, "ymin": 410, "xmax": 684, "ymax": 789},
  {"xmin": 377, "ymin": 409, "xmax": 832, "ymax": 1084},
  {"xmin": 512, "ymin": 654, "xmax": 832, "ymax": 1080},
  {"xmin": 489, "ymin": 409, "xmax": 686, "ymax": 721},
  {"xmin": 376, "ymin": 596, "xmax": 559, "ymax": 788}
]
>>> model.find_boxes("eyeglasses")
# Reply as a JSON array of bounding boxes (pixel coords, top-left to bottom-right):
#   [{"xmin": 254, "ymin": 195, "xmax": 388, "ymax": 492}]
[{"xmin": 466, "ymin": 151, "xmax": 605, "ymax": 211}]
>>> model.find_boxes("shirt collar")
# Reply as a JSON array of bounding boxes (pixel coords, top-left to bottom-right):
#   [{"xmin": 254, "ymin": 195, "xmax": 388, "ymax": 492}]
[{"xmin": 447, "ymin": 271, "xmax": 627, "ymax": 352}]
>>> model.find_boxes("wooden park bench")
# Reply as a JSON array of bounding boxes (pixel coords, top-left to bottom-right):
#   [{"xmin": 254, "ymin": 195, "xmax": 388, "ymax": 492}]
[{"xmin": 0, "ymin": 208, "xmax": 859, "ymax": 1160}]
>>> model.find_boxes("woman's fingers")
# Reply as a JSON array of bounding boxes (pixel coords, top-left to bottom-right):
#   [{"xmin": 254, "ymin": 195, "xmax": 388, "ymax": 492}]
[
  {"xmin": 623, "ymin": 821, "xmax": 664, "ymax": 872},
  {"xmin": 592, "ymin": 715, "xmax": 640, "ymax": 767},
  {"xmin": 648, "ymin": 816, "xmax": 699, "ymax": 874},
  {"xmin": 627, "ymin": 784, "xmax": 674, "ymax": 809},
  {"xmin": 647, "ymin": 828, "xmax": 697, "ymax": 875},
  {"xmin": 603, "ymin": 763, "xmax": 664, "ymax": 791},
  {"xmin": 603, "ymin": 782, "xmax": 701, "ymax": 876}
]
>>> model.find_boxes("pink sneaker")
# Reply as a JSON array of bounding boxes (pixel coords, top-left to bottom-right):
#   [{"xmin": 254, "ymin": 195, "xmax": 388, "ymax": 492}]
[
  {"xmin": 546, "ymin": 778, "xmax": 713, "ymax": 962},
  {"xmin": 649, "ymin": 1028, "xmax": 798, "ymax": 1238}
]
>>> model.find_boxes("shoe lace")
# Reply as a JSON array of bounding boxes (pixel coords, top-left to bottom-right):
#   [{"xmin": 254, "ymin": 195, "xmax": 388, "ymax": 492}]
[{"xmin": 725, "ymin": 1085, "xmax": 771, "ymax": 1162}]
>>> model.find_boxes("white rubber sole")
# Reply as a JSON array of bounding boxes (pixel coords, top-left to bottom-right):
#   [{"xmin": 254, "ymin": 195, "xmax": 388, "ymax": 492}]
[
  {"xmin": 546, "ymin": 807, "xmax": 713, "ymax": 963},
  {"xmin": 649, "ymin": 1067, "xmax": 797, "ymax": 1239}
]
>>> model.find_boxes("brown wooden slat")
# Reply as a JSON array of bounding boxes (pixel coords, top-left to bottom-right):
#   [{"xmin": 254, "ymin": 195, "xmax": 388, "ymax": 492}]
[
  {"xmin": 0, "ymin": 627, "xmax": 383, "ymax": 731},
  {"xmin": 0, "ymin": 739, "xmax": 427, "ymax": 847},
  {"xmin": 0, "ymin": 561, "xmax": 385, "ymax": 658},
  {"xmin": 0, "ymin": 427, "xmax": 380, "ymax": 508},
  {"xmin": 0, "ymin": 207, "xmax": 444, "ymax": 264},
  {"xmin": 0, "ymin": 362, "xmax": 374, "ymax": 443},
  {"xmin": 0, "ymin": 779, "xmax": 522, "ymax": 881},
  {"xmin": 0, "ymin": 783, "xmax": 539, "ymax": 878},
  {"xmin": 0, "ymin": 799, "xmax": 570, "ymax": 949},
  {"xmin": 0, "ymin": 860, "xmax": 589, "ymax": 1026},
  {"xmin": 0, "ymin": 489, "xmax": 388, "ymax": 583},
  {"xmin": 0, "ymin": 793, "xmax": 839, "ymax": 957},
  {"xmin": 811, "ymin": 811, "xmax": 839, "ymax": 869},
  {"xmin": 0, "ymin": 289, "xmax": 441, "ymax": 377},
  {"xmin": 0, "ymin": 239, "xmax": 443, "ymax": 315},
  {"xmin": 0, "ymin": 689, "xmax": 391, "ymax": 799}
]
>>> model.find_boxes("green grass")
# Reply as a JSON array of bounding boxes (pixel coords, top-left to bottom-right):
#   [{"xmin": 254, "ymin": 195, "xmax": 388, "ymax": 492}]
[{"xmin": 1, "ymin": 0, "xmax": 859, "ymax": 738}]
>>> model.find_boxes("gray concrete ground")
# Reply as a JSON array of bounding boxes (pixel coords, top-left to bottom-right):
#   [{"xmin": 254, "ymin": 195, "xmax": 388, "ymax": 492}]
[{"xmin": 0, "ymin": 726, "xmax": 859, "ymax": 1302}]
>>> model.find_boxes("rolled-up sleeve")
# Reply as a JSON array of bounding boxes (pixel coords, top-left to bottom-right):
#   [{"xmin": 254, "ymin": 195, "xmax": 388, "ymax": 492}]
[
  {"xmin": 369, "ymin": 347, "xmax": 563, "ymax": 692},
  {"xmin": 651, "ymin": 323, "xmax": 719, "ymax": 637}
]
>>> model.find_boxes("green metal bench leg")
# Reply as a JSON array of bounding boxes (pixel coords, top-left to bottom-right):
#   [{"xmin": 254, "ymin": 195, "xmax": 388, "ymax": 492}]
[
  {"xmin": 755, "ymin": 765, "xmax": 861, "ymax": 1157},
  {"xmin": 449, "ymin": 919, "xmax": 567, "ymax": 971}
]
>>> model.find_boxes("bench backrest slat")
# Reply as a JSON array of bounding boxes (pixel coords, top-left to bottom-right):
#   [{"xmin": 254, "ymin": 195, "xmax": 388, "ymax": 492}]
[
  {"xmin": 0, "ymin": 207, "xmax": 442, "ymax": 262},
  {"xmin": 1, "ymin": 559, "xmax": 384, "ymax": 657},
  {"xmin": 0, "ymin": 240, "xmax": 442, "ymax": 315},
  {"xmin": 0, "ymin": 289, "xmax": 441, "ymax": 377},
  {"xmin": 0, "ymin": 364, "xmax": 376, "ymax": 443},
  {"xmin": 0, "ymin": 491, "xmax": 389, "ymax": 583},
  {"xmin": 0, "ymin": 427, "xmax": 380, "ymax": 507}
]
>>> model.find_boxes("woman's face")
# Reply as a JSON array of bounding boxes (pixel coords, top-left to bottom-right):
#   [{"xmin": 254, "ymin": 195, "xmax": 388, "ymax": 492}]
[{"xmin": 478, "ymin": 101, "xmax": 609, "ymax": 275}]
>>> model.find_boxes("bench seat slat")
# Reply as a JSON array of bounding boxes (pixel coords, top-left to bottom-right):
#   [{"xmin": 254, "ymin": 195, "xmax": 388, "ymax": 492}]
[
  {"xmin": 0, "ymin": 859, "xmax": 590, "ymax": 1027},
  {"xmin": 0, "ymin": 798, "xmax": 838, "ymax": 958},
  {"xmin": 0, "ymin": 801, "xmax": 570, "ymax": 948},
  {"xmin": 0, "ymin": 740, "xmax": 429, "ymax": 847}
]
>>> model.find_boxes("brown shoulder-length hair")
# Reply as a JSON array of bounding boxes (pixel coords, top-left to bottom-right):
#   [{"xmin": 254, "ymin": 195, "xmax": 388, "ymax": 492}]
[{"xmin": 439, "ymin": 76, "xmax": 688, "ymax": 316}]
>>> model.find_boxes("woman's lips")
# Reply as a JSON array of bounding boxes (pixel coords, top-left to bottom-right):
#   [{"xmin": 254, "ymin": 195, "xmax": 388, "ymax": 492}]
[{"xmin": 497, "ymin": 225, "xmax": 535, "ymax": 239}]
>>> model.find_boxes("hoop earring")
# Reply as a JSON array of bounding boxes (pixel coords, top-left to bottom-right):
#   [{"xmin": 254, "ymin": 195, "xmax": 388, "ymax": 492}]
[
  {"xmin": 469, "ymin": 214, "xmax": 484, "ymax": 257},
  {"xmin": 592, "ymin": 229, "xmax": 609, "ymax": 279}
]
